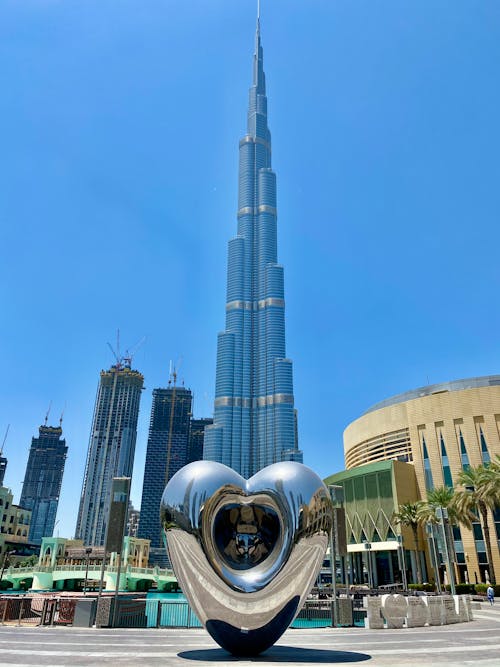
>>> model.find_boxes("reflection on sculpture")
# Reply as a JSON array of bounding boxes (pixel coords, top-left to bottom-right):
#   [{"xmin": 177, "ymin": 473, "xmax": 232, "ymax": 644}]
[{"xmin": 160, "ymin": 461, "xmax": 332, "ymax": 656}]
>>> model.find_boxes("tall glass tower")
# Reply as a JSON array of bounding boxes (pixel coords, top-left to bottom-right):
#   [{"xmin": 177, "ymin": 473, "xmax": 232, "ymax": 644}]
[
  {"xmin": 204, "ymin": 17, "xmax": 302, "ymax": 477},
  {"xmin": 138, "ymin": 384, "xmax": 192, "ymax": 559},
  {"xmin": 76, "ymin": 363, "xmax": 143, "ymax": 546},
  {"xmin": 20, "ymin": 423, "xmax": 68, "ymax": 545}
]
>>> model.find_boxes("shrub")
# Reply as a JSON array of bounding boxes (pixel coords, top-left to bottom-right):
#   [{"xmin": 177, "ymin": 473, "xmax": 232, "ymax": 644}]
[
  {"xmin": 454, "ymin": 584, "xmax": 475, "ymax": 594},
  {"xmin": 408, "ymin": 583, "xmax": 435, "ymax": 592},
  {"xmin": 476, "ymin": 584, "xmax": 500, "ymax": 596}
]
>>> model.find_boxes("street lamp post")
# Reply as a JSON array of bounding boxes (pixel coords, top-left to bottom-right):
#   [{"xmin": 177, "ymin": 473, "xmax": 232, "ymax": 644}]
[
  {"xmin": 364, "ymin": 542, "xmax": 373, "ymax": 589},
  {"xmin": 328, "ymin": 484, "xmax": 344, "ymax": 627},
  {"xmin": 425, "ymin": 524, "xmax": 442, "ymax": 593},
  {"xmin": 83, "ymin": 547, "xmax": 92, "ymax": 595},
  {"xmin": 396, "ymin": 535, "xmax": 408, "ymax": 591},
  {"xmin": 436, "ymin": 507, "xmax": 456, "ymax": 596}
]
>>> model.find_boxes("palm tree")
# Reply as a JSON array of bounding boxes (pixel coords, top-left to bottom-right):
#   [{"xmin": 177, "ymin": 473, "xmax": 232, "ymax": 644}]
[
  {"xmin": 393, "ymin": 501, "xmax": 424, "ymax": 584},
  {"xmin": 417, "ymin": 486, "xmax": 475, "ymax": 589},
  {"xmin": 454, "ymin": 465, "xmax": 500, "ymax": 585},
  {"xmin": 419, "ymin": 486, "xmax": 471, "ymax": 528}
]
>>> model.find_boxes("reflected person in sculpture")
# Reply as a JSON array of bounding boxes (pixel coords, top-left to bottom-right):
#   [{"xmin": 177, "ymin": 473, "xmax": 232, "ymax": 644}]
[{"xmin": 161, "ymin": 460, "xmax": 332, "ymax": 656}]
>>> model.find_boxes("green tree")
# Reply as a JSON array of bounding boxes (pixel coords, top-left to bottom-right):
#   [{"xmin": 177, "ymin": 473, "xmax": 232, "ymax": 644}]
[
  {"xmin": 393, "ymin": 501, "xmax": 424, "ymax": 584},
  {"xmin": 454, "ymin": 464, "xmax": 500, "ymax": 585},
  {"xmin": 419, "ymin": 486, "xmax": 472, "ymax": 527}
]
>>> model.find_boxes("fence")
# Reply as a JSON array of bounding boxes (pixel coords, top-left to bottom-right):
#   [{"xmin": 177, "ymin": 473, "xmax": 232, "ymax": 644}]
[
  {"xmin": 0, "ymin": 594, "xmax": 367, "ymax": 629},
  {"xmin": 0, "ymin": 596, "xmax": 77, "ymax": 626}
]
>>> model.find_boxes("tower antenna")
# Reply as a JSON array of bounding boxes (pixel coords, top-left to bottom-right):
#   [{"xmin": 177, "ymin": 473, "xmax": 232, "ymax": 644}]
[
  {"xmin": 257, "ymin": 0, "xmax": 260, "ymax": 20},
  {"xmin": 1, "ymin": 424, "xmax": 9, "ymax": 456}
]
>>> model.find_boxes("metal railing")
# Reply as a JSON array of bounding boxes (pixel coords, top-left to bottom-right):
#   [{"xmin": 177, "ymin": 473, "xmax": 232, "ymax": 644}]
[
  {"xmin": 0, "ymin": 596, "xmax": 78, "ymax": 626},
  {"xmin": 1, "ymin": 594, "xmax": 367, "ymax": 629}
]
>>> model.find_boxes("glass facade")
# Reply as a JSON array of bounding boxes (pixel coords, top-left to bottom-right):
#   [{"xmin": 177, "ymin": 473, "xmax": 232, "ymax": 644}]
[
  {"xmin": 75, "ymin": 364, "xmax": 143, "ymax": 546},
  {"xmin": 19, "ymin": 425, "xmax": 67, "ymax": 545},
  {"xmin": 421, "ymin": 433, "xmax": 434, "ymax": 491},
  {"xmin": 439, "ymin": 432, "xmax": 453, "ymax": 488},
  {"xmin": 479, "ymin": 427, "xmax": 490, "ymax": 463},
  {"xmin": 0, "ymin": 456, "xmax": 6, "ymax": 487},
  {"xmin": 459, "ymin": 429, "xmax": 470, "ymax": 469},
  {"xmin": 188, "ymin": 417, "xmax": 213, "ymax": 464},
  {"xmin": 204, "ymin": 19, "xmax": 302, "ymax": 477},
  {"xmin": 138, "ymin": 386, "xmax": 192, "ymax": 551}
]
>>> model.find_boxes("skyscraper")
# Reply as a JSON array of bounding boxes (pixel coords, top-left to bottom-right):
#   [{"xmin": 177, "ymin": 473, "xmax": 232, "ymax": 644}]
[
  {"xmin": 188, "ymin": 417, "xmax": 213, "ymax": 464},
  {"xmin": 20, "ymin": 423, "xmax": 68, "ymax": 544},
  {"xmin": 204, "ymin": 16, "xmax": 303, "ymax": 477},
  {"xmin": 138, "ymin": 383, "xmax": 192, "ymax": 558},
  {"xmin": 0, "ymin": 454, "xmax": 6, "ymax": 487},
  {"xmin": 76, "ymin": 362, "xmax": 144, "ymax": 546}
]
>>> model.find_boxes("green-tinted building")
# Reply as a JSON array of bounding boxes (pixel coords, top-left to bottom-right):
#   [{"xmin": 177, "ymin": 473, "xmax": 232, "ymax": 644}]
[{"xmin": 325, "ymin": 460, "xmax": 427, "ymax": 587}]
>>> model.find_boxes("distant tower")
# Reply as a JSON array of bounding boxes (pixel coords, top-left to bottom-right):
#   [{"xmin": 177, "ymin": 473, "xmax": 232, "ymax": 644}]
[
  {"xmin": 75, "ymin": 358, "xmax": 144, "ymax": 546},
  {"xmin": 188, "ymin": 417, "xmax": 213, "ymax": 463},
  {"xmin": 138, "ymin": 372, "xmax": 192, "ymax": 564},
  {"xmin": 20, "ymin": 422, "xmax": 68, "ymax": 544},
  {"xmin": 0, "ymin": 425, "xmax": 9, "ymax": 486},
  {"xmin": 204, "ymin": 15, "xmax": 303, "ymax": 476},
  {"xmin": 0, "ymin": 455, "xmax": 6, "ymax": 487}
]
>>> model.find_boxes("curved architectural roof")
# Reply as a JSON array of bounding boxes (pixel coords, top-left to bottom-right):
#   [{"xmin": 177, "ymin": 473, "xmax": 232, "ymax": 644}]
[{"xmin": 363, "ymin": 375, "xmax": 500, "ymax": 416}]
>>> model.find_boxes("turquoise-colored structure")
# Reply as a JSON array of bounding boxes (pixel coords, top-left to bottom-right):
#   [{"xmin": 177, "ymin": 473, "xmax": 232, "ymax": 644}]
[{"xmin": 1, "ymin": 536, "xmax": 177, "ymax": 592}]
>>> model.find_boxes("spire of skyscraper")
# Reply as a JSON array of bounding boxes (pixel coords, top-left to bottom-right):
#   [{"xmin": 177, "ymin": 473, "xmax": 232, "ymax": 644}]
[{"xmin": 204, "ymin": 14, "xmax": 303, "ymax": 477}]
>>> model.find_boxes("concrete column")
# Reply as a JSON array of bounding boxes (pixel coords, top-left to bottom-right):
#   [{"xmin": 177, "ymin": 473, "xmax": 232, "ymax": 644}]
[{"xmin": 32, "ymin": 571, "xmax": 54, "ymax": 590}]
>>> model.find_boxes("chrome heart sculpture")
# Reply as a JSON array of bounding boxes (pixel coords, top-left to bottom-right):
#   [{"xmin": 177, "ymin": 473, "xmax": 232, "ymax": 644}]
[{"xmin": 160, "ymin": 460, "xmax": 332, "ymax": 656}]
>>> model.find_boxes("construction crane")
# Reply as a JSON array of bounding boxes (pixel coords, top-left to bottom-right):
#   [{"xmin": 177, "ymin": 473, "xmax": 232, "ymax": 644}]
[
  {"xmin": 165, "ymin": 359, "xmax": 183, "ymax": 486},
  {"xmin": 44, "ymin": 401, "xmax": 52, "ymax": 426},
  {"xmin": 107, "ymin": 330, "xmax": 146, "ymax": 369},
  {"xmin": 1, "ymin": 424, "xmax": 9, "ymax": 456}
]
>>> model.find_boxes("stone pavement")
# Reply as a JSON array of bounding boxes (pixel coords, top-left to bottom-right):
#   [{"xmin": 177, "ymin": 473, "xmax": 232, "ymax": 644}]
[{"xmin": 1, "ymin": 603, "xmax": 499, "ymax": 667}]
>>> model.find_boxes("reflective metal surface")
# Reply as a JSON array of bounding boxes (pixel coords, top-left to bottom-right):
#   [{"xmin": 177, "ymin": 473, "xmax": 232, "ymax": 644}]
[{"xmin": 161, "ymin": 461, "xmax": 332, "ymax": 656}]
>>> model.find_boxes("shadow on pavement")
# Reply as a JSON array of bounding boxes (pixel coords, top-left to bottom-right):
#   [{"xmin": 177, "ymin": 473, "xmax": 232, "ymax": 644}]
[{"xmin": 179, "ymin": 646, "xmax": 372, "ymax": 663}]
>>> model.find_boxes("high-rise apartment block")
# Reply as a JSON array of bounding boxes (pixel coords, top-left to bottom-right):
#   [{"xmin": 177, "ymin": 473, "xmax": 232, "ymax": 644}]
[
  {"xmin": 204, "ymin": 19, "xmax": 303, "ymax": 476},
  {"xmin": 138, "ymin": 385, "xmax": 192, "ymax": 554},
  {"xmin": 20, "ymin": 424, "xmax": 67, "ymax": 545},
  {"xmin": 76, "ymin": 363, "xmax": 144, "ymax": 546}
]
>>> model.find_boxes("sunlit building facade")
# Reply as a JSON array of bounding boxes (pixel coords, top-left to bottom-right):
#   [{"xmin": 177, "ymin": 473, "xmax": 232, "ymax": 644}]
[
  {"xmin": 343, "ymin": 375, "xmax": 500, "ymax": 584},
  {"xmin": 75, "ymin": 364, "xmax": 144, "ymax": 546},
  {"xmin": 20, "ymin": 424, "xmax": 67, "ymax": 545},
  {"xmin": 204, "ymin": 19, "xmax": 302, "ymax": 476}
]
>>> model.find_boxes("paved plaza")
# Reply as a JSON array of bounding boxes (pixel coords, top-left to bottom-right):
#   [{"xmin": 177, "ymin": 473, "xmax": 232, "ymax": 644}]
[{"xmin": 0, "ymin": 603, "xmax": 499, "ymax": 667}]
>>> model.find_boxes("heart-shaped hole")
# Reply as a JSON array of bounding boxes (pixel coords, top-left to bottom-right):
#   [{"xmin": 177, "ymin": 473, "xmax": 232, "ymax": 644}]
[{"xmin": 213, "ymin": 503, "xmax": 281, "ymax": 571}]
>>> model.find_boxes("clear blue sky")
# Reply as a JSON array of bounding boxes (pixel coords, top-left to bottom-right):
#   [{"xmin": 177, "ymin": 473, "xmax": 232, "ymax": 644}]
[{"xmin": 1, "ymin": 0, "xmax": 499, "ymax": 539}]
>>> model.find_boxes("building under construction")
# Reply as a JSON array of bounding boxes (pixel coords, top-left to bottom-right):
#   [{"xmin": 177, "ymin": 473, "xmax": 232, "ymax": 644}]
[
  {"xmin": 75, "ymin": 362, "xmax": 144, "ymax": 547},
  {"xmin": 20, "ymin": 423, "xmax": 67, "ymax": 545},
  {"xmin": 138, "ymin": 382, "xmax": 192, "ymax": 566}
]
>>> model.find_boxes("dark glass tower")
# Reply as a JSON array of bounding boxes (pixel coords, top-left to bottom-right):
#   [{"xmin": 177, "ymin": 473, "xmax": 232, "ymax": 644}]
[
  {"xmin": 20, "ymin": 424, "xmax": 68, "ymax": 544},
  {"xmin": 138, "ymin": 384, "xmax": 192, "ymax": 557},
  {"xmin": 188, "ymin": 417, "xmax": 213, "ymax": 463},
  {"xmin": 76, "ymin": 363, "xmax": 144, "ymax": 546},
  {"xmin": 0, "ymin": 455, "xmax": 6, "ymax": 487},
  {"xmin": 204, "ymin": 17, "xmax": 303, "ymax": 477}
]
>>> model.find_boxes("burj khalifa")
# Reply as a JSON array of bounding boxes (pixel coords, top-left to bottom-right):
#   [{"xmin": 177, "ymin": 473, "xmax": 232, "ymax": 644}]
[{"xmin": 204, "ymin": 15, "xmax": 303, "ymax": 477}]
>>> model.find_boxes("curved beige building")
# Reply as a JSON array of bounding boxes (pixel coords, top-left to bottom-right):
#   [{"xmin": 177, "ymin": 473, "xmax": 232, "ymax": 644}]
[{"xmin": 344, "ymin": 375, "xmax": 500, "ymax": 584}]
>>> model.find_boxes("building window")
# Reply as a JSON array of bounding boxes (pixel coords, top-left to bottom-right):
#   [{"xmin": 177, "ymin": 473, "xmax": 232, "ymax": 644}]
[
  {"xmin": 421, "ymin": 434, "xmax": 434, "ymax": 490},
  {"xmin": 459, "ymin": 430, "xmax": 469, "ymax": 469},
  {"xmin": 440, "ymin": 432, "xmax": 453, "ymax": 488},
  {"xmin": 473, "ymin": 523, "xmax": 484, "ymax": 541},
  {"xmin": 479, "ymin": 428, "xmax": 490, "ymax": 464}
]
